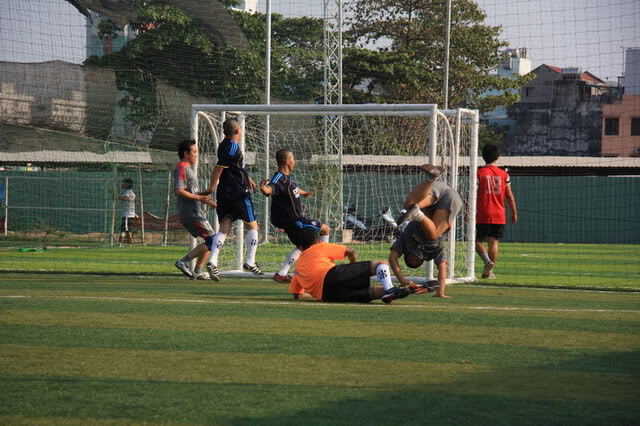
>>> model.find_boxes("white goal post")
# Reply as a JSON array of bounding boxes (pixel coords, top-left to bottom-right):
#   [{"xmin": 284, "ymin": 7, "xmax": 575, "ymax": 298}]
[{"xmin": 191, "ymin": 104, "xmax": 478, "ymax": 283}]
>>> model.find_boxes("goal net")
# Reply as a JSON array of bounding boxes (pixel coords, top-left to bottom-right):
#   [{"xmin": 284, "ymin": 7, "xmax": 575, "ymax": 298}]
[{"xmin": 193, "ymin": 104, "xmax": 479, "ymax": 283}]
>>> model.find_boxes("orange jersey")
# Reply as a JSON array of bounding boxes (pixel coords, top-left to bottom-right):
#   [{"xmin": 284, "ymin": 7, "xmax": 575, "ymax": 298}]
[{"xmin": 289, "ymin": 243, "xmax": 347, "ymax": 301}]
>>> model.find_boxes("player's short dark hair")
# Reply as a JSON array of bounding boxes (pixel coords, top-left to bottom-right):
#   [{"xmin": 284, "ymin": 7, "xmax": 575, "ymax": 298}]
[
  {"xmin": 404, "ymin": 253, "xmax": 424, "ymax": 268},
  {"xmin": 223, "ymin": 118, "xmax": 241, "ymax": 137},
  {"xmin": 276, "ymin": 149, "xmax": 292, "ymax": 166},
  {"xmin": 297, "ymin": 229, "xmax": 319, "ymax": 251},
  {"xmin": 178, "ymin": 140, "xmax": 196, "ymax": 159},
  {"xmin": 122, "ymin": 178, "xmax": 134, "ymax": 188},
  {"xmin": 482, "ymin": 144, "xmax": 500, "ymax": 164}
]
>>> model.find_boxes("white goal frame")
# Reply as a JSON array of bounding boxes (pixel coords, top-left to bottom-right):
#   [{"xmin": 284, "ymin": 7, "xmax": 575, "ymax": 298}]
[{"xmin": 191, "ymin": 103, "xmax": 479, "ymax": 283}]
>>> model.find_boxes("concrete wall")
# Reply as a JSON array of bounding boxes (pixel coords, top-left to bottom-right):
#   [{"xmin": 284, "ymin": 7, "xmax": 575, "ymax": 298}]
[{"xmin": 507, "ymin": 79, "xmax": 609, "ymax": 155}]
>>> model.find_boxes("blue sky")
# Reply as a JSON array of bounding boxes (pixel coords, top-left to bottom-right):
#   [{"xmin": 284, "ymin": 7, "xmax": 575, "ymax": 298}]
[{"xmin": 1, "ymin": 0, "xmax": 638, "ymax": 81}]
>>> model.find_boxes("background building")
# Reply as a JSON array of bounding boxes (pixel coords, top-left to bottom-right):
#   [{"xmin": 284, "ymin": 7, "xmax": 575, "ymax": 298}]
[
  {"xmin": 506, "ymin": 64, "xmax": 620, "ymax": 155},
  {"xmin": 601, "ymin": 47, "xmax": 640, "ymax": 157}
]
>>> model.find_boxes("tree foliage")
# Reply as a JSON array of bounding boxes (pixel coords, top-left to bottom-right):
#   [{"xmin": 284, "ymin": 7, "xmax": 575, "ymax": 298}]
[
  {"xmin": 85, "ymin": 1, "xmax": 324, "ymax": 140},
  {"xmin": 345, "ymin": 0, "xmax": 529, "ymax": 111}
]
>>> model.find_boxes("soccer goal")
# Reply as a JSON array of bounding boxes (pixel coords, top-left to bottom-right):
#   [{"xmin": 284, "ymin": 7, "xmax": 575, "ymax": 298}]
[{"xmin": 192, "ymin": 104, "xmax": 479, "ymax": 283}]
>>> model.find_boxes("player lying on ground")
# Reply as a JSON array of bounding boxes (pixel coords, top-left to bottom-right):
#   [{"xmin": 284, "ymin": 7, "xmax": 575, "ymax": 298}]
[
  {"xmin": 259, "ymin": 148, "xmax": 331, "ymax": 283},
  {"xmin": 390, "ymin": 165, "xmax": 463, "ymax": 298},
  {"xmin": 290, "ymin": 229, "xmax": 410, "ymax": 304}
]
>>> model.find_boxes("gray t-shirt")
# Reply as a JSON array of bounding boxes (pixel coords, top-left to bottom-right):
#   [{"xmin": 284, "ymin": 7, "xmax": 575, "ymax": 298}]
[
  {"xmin": 120, "ymin": 189, "xmax": 136, "ymax": 218},
  {"xmin": 173, "ymin": 161, "xmax": 207, "ymax": 223},
  {"xmin": 424, "ymin": 181, "xmax": 463, "ymax": 225},
  {"xmin": 392, "ymin": 221, "xmax": 446, "ymax": 264}
]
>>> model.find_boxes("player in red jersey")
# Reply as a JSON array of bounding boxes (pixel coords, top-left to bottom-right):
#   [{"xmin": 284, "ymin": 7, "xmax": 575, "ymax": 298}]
[{"xmin": 475, "ymin": 145, "xmax": 518, "ymax": 278}]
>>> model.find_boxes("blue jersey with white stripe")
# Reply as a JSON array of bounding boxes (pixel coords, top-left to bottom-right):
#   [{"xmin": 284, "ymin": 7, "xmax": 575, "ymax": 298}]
[
  {"xmin": 267, "ymin": 171, "xmax": 303, "ymax": 228},
  {"xmin": 216, "ymin": 138, "xmax": 250, "ymax": 199}
]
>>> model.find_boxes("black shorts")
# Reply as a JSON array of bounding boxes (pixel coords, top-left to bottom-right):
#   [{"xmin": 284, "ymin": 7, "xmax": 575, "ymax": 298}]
[
  {"xmin": 120, "ymin": 217, "xmax": 134, "ymax": 232},
  {"xmin": 281, "ymin": 217, "xmax": 323, "ymax": 247},
  {"xmin": 476, "ymin": 223, "xmax": 505, "ymax": 241},
  {"xmin": 322, "ymin": 261, "xmax": 372, "ymax": 303},
  {"xmin": 217, "ymin": 196, "xmax": 257, "ymax": 223}
]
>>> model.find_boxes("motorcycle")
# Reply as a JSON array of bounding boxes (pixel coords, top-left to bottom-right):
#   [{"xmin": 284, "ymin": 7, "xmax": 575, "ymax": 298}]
[{"xmin": 344, "ymin": 205, "xmax": 401, "ymax": 242}]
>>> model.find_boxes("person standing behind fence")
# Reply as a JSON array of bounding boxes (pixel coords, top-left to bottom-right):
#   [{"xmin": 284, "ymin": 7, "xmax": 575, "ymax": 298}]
[
  {"xmin": 475, "ymin": 144, "xmax": 518, "ymax": 279},
  {"xmin": 173, "ymin": 140, "xmax": 217, "ymax": 279},
  {"xmin": 119, "ymin": 178, "xmax": 137, "ymax": 245},
  {"xmin": 202, "ymin": 118, "xmax": 263, "ymax": 281}
]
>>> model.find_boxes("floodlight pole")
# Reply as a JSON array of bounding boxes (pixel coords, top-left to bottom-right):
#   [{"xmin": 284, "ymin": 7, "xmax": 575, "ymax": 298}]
[
  {"xmin": 443, "ymin": 0, "xmax": 452, "ymax": 109},
  {"xmin": 263, "ymin": 0, "xmax": 272, "ymax": 243}
]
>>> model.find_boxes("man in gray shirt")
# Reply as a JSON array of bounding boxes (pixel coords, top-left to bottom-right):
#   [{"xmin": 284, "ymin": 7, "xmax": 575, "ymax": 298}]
[
  {"xmin": 389, "ymin": 164, "xmax": 463, "ymax": 298},
  {"xmin": 173, "ymin": 140, "xmax": 216, "ymax": 279}
]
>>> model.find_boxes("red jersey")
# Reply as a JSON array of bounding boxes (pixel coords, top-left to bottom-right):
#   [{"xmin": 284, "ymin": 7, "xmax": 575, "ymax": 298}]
[{"xmin": 476, "ymin": 165, "xmax": 510, "ymax": 224}]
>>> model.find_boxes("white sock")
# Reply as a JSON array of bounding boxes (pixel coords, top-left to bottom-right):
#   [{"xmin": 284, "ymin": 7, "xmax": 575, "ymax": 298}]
[
  {"xmin": 278, "ymin": 248, "xmax": 301, "ymax": 275},
  {"xmin": 244, "ymin": 229, "xmax": 259, "ymax": 265},
  {"xmin": 319, "ymin": 234, "xmax": 329, "ymax": 242},
  {"xmin": 479, "ymin": 251, "xmax": 491, "ymax": 265},
  {"xmin": 208, "ymin": 232, "xmax": 226, "ymax": 266},
  {"xmin": 375, "ymin": 264, "xmax": 394, "ymax": 291}
]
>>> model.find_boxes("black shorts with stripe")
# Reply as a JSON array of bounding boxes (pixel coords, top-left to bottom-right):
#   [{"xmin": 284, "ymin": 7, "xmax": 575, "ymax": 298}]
[
  {"xmin": 217, "ymin": 196, "xmax": 257, "ymax": 224},
  {"xmin": 282, "ymin": 217, "xmax": 323, "ymax": 247}
]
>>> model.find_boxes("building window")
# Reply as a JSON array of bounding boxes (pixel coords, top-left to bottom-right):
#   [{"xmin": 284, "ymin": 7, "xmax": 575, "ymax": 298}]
[
  {"xmin": 605, "ymin": 117, "xmax": 619, "ymax": 136},
  {"xmin": 631, "ymin": 118, "xmax": 640, "ymax": 136}
]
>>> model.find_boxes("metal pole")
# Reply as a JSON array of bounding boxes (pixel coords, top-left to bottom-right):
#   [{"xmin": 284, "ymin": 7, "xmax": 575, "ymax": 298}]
[
  {"xmin": 263, "ymin": 0, "xmax": 272, "ymax": 243},
  {"xmin": 467, "ymin": 110, "xmax": 480, "ymax": 281},
  {"xmin": 137, "ymin": 166, "xmax": 145, "ymax": 245},
  {"xmin": 110, "ymin": 165, "xmax": 117, "ymax": 247},
  {"xmin": 236, "ymin": 115, "xmax": 246, "ymax": 271},
  {"xmin": 443, "ymin": 0, "xmax": 452, "ymax": 109},
  {"xmin": 3, "ymin": 177, "xmax": 8, "ymax": 235},
  {"xmin": 163, "ymin": 171, "xmax": 171, "ymax": 246}
]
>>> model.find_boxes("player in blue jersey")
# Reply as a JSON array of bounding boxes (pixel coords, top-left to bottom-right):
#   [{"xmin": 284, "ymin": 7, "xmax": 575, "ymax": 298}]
[
  {"xmin": 201, "ymin": 118, "xmax": 263, "ymax": 280},
  {"xmin": 259, "ymin": 149, "xmax": 331, "ymax": 283}
]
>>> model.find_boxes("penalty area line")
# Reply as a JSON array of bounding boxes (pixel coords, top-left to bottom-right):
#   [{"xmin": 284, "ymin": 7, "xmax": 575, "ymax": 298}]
[{"xmin": 1, "ymin": 294, "xmax": 639, "ymax": 314}]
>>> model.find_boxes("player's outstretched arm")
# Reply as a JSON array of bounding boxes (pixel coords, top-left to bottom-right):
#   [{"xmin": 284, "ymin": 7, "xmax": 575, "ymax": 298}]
[
  {"xmin": 388, "ymin": 248, "xmax": 414, "ymax": 286},
  {"xmin": 433, "ymin": 260, "xmax": 451, "ymax": 299}
]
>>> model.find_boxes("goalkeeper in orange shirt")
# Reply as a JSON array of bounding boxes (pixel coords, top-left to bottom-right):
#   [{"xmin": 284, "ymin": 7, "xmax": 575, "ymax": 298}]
[{"xmin": 289, "ymin": 229, "xmax": 410, "ymax": 304}]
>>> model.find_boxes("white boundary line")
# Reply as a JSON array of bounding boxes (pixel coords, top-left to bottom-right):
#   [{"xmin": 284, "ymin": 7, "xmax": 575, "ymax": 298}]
[{"xmin": 1, "ymin": 294, "xmax": 638, "ymax": 314}]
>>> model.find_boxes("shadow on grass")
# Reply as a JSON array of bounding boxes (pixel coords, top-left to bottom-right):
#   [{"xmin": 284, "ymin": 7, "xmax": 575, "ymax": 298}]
[{"xmin": 1, "ymin": 351, "xmax": 639, "ymax": 425}]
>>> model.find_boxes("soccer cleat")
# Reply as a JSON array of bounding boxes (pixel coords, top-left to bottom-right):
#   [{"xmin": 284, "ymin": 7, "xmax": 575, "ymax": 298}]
[
  {"xmin": 381, "ymin": 286, "xmax": 411, "ymax": 304},
  {"xmin": 488, "ymin": 272, "xmax": 496, "ymax": 279},
  {"xmin": 207, "ymin": 264, "xmax": 221, "ymax": 281},
  {"xmin": 481, "ymin": 261, "xmax": 495, "ymax": 278},
  {"xmin": 397, "ymin": 204, "xmax": 424, "ymax": 224},
  {"xmin": 272, "ymin": 273, "xmax": 292, "ymax": 283},
  {"xmin": 409, "ymin": 281, "xmax": 440, "ymax": 294},
  {"xmin": 175, "ymin": 259, "xmax": 194, "ymax": 279},
  {"xmin": 243, "ymin": 262, "xmax": 264, "ymax": 276}
]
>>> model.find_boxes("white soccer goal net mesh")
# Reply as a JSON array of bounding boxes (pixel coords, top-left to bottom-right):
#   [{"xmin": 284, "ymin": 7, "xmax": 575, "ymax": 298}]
[{"xmin": 195, "ymin": 105, "xmax": 478, "ymax": 283}]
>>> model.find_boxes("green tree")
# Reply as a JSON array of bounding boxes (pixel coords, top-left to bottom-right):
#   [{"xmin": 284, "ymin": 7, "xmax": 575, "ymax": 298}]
[
  {"xmin": 85, "ymin": 1, "xmax": 324, "ymax": 146},
  {"xmin": 344, "ymin": 0, "xmax": 528, "ymax": 111}
]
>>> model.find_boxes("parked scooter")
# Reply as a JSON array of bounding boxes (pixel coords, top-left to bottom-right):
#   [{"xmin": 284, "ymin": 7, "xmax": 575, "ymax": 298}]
[{"xmin": 344, "ymin": 205, "xmax": 400, "ymax": 242}]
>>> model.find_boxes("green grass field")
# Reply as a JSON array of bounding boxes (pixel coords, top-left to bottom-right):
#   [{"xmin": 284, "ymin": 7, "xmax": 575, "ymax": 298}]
[{"xmin": 1, "ymin": 251, "xmax": 640, "ymax": 425}]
